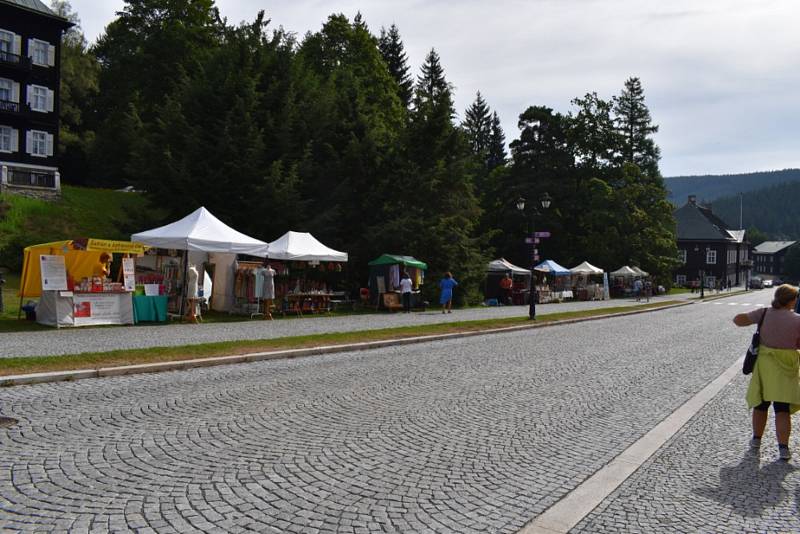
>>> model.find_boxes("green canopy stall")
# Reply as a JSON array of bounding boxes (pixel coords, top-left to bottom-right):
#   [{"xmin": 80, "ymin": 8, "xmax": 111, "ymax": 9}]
[{"xmin": 367, "ymin": 254, "xmax": 427, "ymax": 307}]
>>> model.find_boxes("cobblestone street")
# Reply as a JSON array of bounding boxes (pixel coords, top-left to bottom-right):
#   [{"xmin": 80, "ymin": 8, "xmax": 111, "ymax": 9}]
[{"xmin": 1, "ymin": 290, "xmax": 797, "ymax": 533}]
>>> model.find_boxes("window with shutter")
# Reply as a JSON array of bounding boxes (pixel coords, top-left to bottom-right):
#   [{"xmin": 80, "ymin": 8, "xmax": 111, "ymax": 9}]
[
  {"xmin": 0, "ymin": 30, "xmax": 12, "ymax": 61},
  {"xmin": 0, "ymin": 78, "xmax": 10, "ymax": 101},
  {"xmin": 0, "ymin": 126, "xmax": 11, "ymax": 152},
  {"xmin": 29, "ymin": 85, "xmax": 48, "ymax": 112},
  {"xmin": 30, "ymin": 130, "xmax": 48, "ymax": 157},
  {"xmin": 30, "ymin": 40, "xmax": 49, "ymax": 66}
]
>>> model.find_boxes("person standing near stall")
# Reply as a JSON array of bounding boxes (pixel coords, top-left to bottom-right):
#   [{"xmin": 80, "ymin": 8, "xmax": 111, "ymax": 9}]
[
  {"xmin": 399, "ymin": 271, "xmax": 413, "ymax": 313},
  {"xmin": 500, "ymin": 274, "xmax": 513, "ymax": 305},
  {"xmin": 439, "ymin": 272, "xmax": 458, "ymax": 314}
]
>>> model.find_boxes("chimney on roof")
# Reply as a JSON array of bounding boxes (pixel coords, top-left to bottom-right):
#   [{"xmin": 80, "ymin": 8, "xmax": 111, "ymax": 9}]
[{"xmin": 688, "ymin": 195, "xmax": 696, "ymax": 205}]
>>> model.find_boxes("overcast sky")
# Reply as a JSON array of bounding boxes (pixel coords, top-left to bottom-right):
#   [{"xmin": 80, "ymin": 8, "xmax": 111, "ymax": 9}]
[{"xmin": 67, "ymin": 0, "xmax": 800, "ymax": 177}]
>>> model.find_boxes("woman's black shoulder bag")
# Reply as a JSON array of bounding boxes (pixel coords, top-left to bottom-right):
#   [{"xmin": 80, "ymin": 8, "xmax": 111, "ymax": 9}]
[{"xmin": 743, "ymin": 309, "xmax": 767, "ymax": 375}]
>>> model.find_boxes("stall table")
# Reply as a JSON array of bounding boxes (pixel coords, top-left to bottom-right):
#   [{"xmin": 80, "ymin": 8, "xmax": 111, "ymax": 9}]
[
  {"xmin": 132, "ymin": 295, "xmax": 169, "ymax": 323},
  {"xmin": 38, "ymin": 290, "xmax": 134, "ymax": 327},
  {"xmin": 283, "ymin": 293, "xmax": 335, "ymax": 316}
]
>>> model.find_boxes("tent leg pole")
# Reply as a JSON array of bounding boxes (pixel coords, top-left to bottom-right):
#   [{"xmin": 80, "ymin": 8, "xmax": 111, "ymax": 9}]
[
  {"xmin": 17, "ymin": 250, "xmax": 31, "ymax": 320},
  {"xmin": 179, "ymin": 252, "xmax": 188, "ymax": 319}
]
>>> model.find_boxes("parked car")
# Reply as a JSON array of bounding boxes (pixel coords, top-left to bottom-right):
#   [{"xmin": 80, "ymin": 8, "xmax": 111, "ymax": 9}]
[
  {"xmin": 749, "ymin": 277, "xmax": 763, "ymax": 289},
  {"xmin": 763, "ymin": 279, "xmax": 774, "ymax": 288}
]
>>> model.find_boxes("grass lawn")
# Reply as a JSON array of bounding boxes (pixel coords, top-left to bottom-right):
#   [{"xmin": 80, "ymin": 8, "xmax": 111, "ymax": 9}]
[{"xmin": 0, "ymin": 300, "xmax": 682, "ymax": 378}]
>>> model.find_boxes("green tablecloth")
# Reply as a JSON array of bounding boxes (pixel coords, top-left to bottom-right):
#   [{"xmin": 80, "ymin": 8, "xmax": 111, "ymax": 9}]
[{"xmin": 132, "ymin": 295, "xmax": 168, "ymax": 323}]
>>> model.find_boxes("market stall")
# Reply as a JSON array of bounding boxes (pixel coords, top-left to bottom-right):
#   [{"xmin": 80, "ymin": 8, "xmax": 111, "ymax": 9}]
[
  {"xmin": 368, "ymin": 254, "xmax": 427, "ymax": 310},
  {"xmin": 609, "ymin": 265, "xmax": 638, "ymax": 297},
  {"xmin": 266, "ymin": 231, "xmax": 349, "ymax": 315},
  {"xmin": 19, "ymin": 239, "xmax": 146, "ymax": 327},
  {"xmin": 569, "ymin": 261, "xmax": 605, "ymax": 301},
  {"xmin": 485, "ymin": 258, "xmax": 531, "ymax": 305},
  {"xmin": 534, "ymin": 259, "xmax": 572, "ymax": 303},
  {"xmin": 132, "ymin": 207, "xmax": 269, "ymax": 317}
]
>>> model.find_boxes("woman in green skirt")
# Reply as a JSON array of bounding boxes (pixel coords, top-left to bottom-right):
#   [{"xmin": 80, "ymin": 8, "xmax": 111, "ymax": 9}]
[{"xmin": 734, "ymin": 284, "xmax": 800, "ymax": 461}]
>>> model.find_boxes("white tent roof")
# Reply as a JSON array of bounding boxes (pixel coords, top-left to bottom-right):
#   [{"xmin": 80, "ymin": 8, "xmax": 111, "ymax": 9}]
[
  {"xmin": 487, "ymin": 258, "xmax": 531, "ymax": 276},
  {"xmin": 610, "ymin": 265, "xmax": 638, "ymax": 276},
  {"xmin": 131, "ymin": 207, "xmax": 269, "ymax": 256},
  {"xmin": 267, "ymin": 231, "xmax": 348, "ymax": 262},
  {"xmin": 631, "ymin": 266, "xmax": 649, "ymax": 277},
  {"xmin": 570, "ymin": 261, "xmax": 604, "ymax": 275}
]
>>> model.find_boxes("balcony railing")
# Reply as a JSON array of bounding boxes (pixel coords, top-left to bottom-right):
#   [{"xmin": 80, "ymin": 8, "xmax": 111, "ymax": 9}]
[
  {"xmin": 0, "ymin": 50, "xmax": 31, "ymax": 69},
  {"xmin": 8, "ymin": 170, "xmax": 56, "ymax": 188},
  {"xmin": 0, "ymin": 99, "xmax": 20, "ymax": 113}
]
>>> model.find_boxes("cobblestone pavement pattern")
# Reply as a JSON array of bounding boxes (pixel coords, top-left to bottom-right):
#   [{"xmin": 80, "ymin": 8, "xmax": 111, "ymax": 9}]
[
  {"xmin": 0, "ymin": 293, "xmax": 689, "ymax": 358},
  {"xmin": 575, "ymin": 374, "xmax": 800, "ymax": 533},
  {"xmin": 0, "ymin": 292, "xmax": 786, "ymax": 533}
]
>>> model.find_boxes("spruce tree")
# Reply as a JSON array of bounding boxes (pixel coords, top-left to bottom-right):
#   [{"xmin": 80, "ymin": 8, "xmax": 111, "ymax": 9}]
[
  {"xmin": 613, "ymin": 77, "xmax": 660, "ymax": 177},
  {"xmin": 462, "ymin": 91, "xmax": 491, "ymax": 157},
  {"xmin": 486, "ymin": 111, "xmax": 507, "ymax": 171},
  {"xmin": 378, "ymin": 24, "xmax": 413, "ymax": 109}
]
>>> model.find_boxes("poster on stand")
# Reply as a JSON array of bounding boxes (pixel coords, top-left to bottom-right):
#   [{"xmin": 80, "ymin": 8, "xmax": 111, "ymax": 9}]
[
  {"xmin": 122, "ymin": 258, "xmax": 136, "ymax": 291},
  {"xmin": 40, "ymin": 255, "xmax": 68, "ymax": 291}
]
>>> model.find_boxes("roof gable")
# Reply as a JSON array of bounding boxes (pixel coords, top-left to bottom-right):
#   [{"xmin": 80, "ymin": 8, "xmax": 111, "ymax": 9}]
[
  {"xmin": 1, "ymin": 0, "xmax": 70, "ymax": 23},
  {"xmin": 753, "ymin": 241, "xmax": 797, "ymax": 254},
  {"xmin": 674, "ymin": 202, "xmax": 735, "ymax": 241}
]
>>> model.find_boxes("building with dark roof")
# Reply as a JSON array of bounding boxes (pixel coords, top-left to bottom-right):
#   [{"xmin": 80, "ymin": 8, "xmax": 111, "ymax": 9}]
[
  {"xmin": 0, "ymin": 0, "xmax": 72, "ymax": 199},
  {"xmin": 752, "ymin": 241, "xmax": 797, "ymax": 277},
  {"xmin": 673, "ymin": 195, "xmax": 751, "ymax": 288}
]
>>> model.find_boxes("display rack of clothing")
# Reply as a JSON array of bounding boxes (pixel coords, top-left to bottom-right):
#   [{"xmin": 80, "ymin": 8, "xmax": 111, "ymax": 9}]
[{"xmin": 231, "ymin": 261, "xmax": 263, "ymax": 318}]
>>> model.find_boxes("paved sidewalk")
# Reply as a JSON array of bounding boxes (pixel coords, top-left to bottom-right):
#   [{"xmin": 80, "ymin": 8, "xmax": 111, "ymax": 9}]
[
  {"xmin": 0, "ymin": 294, "xmax": 691, "ymax": 359},
  {"xmin": 575, "ymin": 375, "xmax": 800, "ymax": 533}
]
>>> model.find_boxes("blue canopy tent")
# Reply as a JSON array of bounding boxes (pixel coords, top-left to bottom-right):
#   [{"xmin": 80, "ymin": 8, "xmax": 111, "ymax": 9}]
[{"xmin": 534, "ymin": 259, "xmax": 571, "ymax": 275}]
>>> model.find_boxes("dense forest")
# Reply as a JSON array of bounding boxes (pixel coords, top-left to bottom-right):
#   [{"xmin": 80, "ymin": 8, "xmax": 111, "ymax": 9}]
[
  {"xmin": 665, "ymin": 169, "xmax": 800, "ymax": 206},
  {"xmin": 47, "ymin": 0, "xmax": 679, "ymax": 301},
  {"xmin": 712, "ymin": 181, "xmax": 800, "ymax": 240}
]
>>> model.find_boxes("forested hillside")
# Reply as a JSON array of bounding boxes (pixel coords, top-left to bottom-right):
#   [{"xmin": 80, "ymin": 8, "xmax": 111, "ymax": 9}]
[
  {"xmin": 665, "ymin": 169, "xmax": 800, "ymax": 204},
  {"xmin": 711, "ymin": 182, "xmax": 800, "ymax": 239}
]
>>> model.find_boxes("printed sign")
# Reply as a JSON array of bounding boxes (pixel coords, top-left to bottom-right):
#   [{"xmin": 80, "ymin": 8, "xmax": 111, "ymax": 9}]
[
  {"xmin": 73, "ymin": 294, "xmax": 122, "ymax": 326},
  {"xmin": 534, "ymin": 231, "xmax": 551, "ymax": 238},
  {"xmin": 39, "ymin": 255, "xmax": 68, "ymax": 291},
  {"xmin": 122, "ymin": 257, "xmax": 136, "ymax": 291},
  {"xmin": 86, "ymin": 239, "xmax": 145, "ymax": 255}
]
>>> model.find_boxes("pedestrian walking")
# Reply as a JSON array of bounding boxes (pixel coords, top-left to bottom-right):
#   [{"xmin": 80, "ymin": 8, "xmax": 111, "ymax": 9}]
[
  {"xmin": 633, "ymin": 278, "xmax": 643, "ymax": 301},
  {"xmin": 733, "ymin": 284, "xmax": 800, "ymax": 461},
  {"xmin": 399, "ymin": 271, "xmax": 413, "ymax": 313},
  {"xmin": 439, "ymin": 272, "xmax": 458, "ymax": 314}
]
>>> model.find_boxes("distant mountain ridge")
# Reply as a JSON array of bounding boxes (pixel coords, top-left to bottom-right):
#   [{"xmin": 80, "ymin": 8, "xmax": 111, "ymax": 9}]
[
  {"xmin": 664, "ymin": 169, "xmax": 800, "ymax": 205},
  {"xmin": 710, "ymin": 181, "xmax": 800, "ymax": 239}
]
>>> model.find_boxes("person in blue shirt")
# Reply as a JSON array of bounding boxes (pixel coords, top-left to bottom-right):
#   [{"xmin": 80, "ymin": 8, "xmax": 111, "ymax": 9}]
[{"xmin": 439, "ymin": 272, "xmax": 458, "ymax": 314}]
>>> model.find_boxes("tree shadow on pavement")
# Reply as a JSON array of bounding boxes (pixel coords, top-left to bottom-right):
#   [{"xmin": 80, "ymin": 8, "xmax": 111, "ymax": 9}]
[{"xmin": 693, "ymin": 453, "xmax": 797, "ymax": 518}]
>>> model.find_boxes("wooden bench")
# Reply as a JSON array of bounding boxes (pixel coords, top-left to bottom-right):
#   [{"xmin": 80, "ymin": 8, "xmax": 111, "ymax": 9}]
[{"xmin": 382, "ymin": 292, "xmax": 403, "ymax": 312}]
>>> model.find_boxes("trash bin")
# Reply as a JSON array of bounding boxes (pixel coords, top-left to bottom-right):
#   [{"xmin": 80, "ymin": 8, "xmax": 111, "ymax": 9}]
[{"xmin": 21, "ymin": 302, "xmax": 36, "ymax": 321}]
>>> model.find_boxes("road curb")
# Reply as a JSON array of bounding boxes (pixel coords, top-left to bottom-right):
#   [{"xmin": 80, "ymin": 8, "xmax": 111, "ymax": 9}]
[{"xmin": 0, "ymin": 301, "xmax": 693, "ymax": 387}]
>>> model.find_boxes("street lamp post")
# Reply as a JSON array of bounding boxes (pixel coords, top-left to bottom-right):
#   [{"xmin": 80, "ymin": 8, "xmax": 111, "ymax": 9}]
[{"xmin": 517, "ymin": 193, "xmax": 552, "ymax": 320}]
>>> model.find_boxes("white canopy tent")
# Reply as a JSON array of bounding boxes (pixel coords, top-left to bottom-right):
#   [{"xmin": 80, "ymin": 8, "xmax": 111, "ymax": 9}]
[
  {"xmin": 610, "ymin": 265, "xmax": 638, "ymax": 277},
  {"xmin": 267, "ymin": 231, "xmax": 348, "ymax": 262},
  {"xmin": 132, "ymin": 207, "xmax": 269, "ymax": 313},
  {"xmin": 631, "ymin": 266, "xmax": 649, "ymax": 277},
  {"xmin": 131, "ymin": 207, "xmax": 269, "ymax": 256},
  {"xmin": 570, "ymin": 261, "xmax": 604, "ymax": 275},
  {"xmin": 487, "ymin": 258, "xmax": 531, "ymax": 276}
]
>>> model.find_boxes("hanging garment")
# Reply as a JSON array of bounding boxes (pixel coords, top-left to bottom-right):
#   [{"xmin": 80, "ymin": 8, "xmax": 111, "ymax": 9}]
[
  {"xmin": 390, "ymin": 264, "xmax": 400, "ymax": 290},
  {"xmin": 254, "ymin": 267, "xmax": 265, "ymax": 298},
  {"xmin": 261, "ymin": 266, "xmax": 276, "ymax": 299}
]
